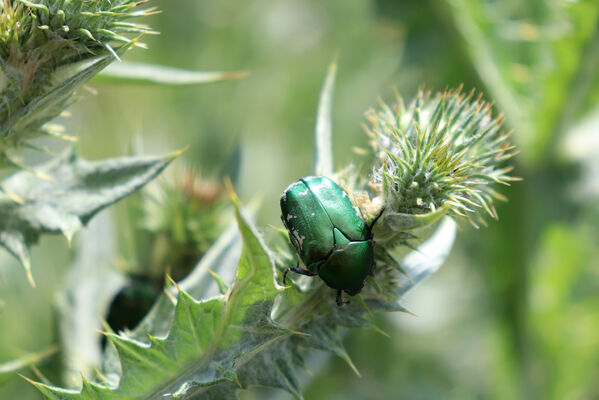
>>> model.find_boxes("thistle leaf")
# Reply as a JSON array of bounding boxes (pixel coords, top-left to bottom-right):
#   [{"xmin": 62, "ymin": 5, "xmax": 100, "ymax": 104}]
[
  {"xmin": 95, "ymin": 61, "xmax": 249, "ymax": 86},
  {"xmin": 397, "ymin": 216, "xmax": 458, "ymax": 295},
  {"xmin": 0, "ymin": 346, "xmax": 57, "ymax": 378},
  {"xmin": 32, "ymin": 192, "xmax": 289, "ymax": 399},
  {"xmin": 31, "ymin": 194, "xmax": 457, "ymax": 399},
  {"xmin": 314, "ymin": 57, "xmax": 337, "ymax": 177},
  {"xmin": 0, "ymin": 150, "xmax": 177, "ymax": 284},
  {"xmin": 0, "ymin": 54, "xmax": 115, "ymax": 155}
]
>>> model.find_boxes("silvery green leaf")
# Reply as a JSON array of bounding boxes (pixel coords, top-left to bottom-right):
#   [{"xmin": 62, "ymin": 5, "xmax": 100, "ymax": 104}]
[
  {"xmin": 0, "ymin": 346, "xmax": 57, "ymax": 378},
  {"xmin": 0, "ymin": 149, "xmax": 177, "ymax": 285},
  {"xmin": 95, "ymin": 61, "xmax": 248, "ymax": 86},
  {"xmin": 314, "ymin": 58, "xmax": 337, "ymax": 177},
  {"xmin": 397, "ymin": 216, "xmax": 458, "ymax": 295}
]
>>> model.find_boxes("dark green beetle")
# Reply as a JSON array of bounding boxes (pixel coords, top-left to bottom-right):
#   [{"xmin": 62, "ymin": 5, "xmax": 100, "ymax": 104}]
[{"xmin": 280, "ymin": 176, "xmax": 381, "ymax": 305}]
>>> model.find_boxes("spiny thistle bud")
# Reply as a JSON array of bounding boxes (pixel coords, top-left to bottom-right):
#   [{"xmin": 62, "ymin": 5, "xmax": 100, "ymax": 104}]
[
  {"xmin": 0, "ymin": 0, "xmax": 157, "ymax": 163},
  {"xmin": 364, "ymin": 87, "xmax": 518, "ymax": 244},
  {"xmin": 141, "ymin": 170, "xmax": 228, "ymax": 280}
]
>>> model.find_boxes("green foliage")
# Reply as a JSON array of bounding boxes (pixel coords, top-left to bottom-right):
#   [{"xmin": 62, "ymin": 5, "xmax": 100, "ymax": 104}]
[
  {"xmin": 0, "ymin": 149, "xmax": 177, "ymax": 284},
  {"xmin": 0, "ymin": 346, "xmax": 56, "ymax": 378},
  {"xmin": 434, "ymin": 2, "xmax": 599, "ymax": 399},
  {"xmin": 32, "ymin": 192, "xmax": 457, "ymax": 399},
  {"xmin": 528, "ymin": 218, "xmax": 599, "ymax": 400},
  {"xmin": 33, "ymin": 195, "xmax": 291, "ymax": 399},
  {"xmin": 0, "ymin": 0, "xmax": 155, "ymax": 156},
  {"xmin": 447, "ymin": 0, "xmax": 599, "ymax": 164},
  {"xmin": 95, "ymin": 61, "xmax": 249, "ymax": 86}
]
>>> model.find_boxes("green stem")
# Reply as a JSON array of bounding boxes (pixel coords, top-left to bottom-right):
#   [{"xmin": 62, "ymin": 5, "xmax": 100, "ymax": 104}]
[{"xmin": 542, "ymin": 17, "xmax": 599, "ymax": 165}]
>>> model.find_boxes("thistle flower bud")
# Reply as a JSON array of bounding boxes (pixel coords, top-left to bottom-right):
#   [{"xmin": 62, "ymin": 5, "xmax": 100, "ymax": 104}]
[
  {"xmin": 0, "ymin": 0, "xmax": 157, "ymax": 162},
  {"xmin": 365, "ymin": 87, "xmax": 518, "ymax": 244},
  {"xmin": 142, "ymin": 170, "xmax": 228, "ymax": 280}
]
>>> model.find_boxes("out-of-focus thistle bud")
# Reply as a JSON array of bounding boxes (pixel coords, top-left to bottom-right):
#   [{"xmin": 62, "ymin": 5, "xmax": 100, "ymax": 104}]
[
  {"xmin": 142, "ymin": 169, "xmax": 228, "ymax": 281},
  {"xmin": 0, "ymin": 0, "xmax": 157, "ymax": 165},
  {"xmin": 363, "ymin": 87, "xmax": 519, "ymax": 245}
]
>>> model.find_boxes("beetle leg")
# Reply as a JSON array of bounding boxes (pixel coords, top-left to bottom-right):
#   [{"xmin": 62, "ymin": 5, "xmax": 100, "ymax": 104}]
[
  {"xmin": 336, "ymin": 290, "xmax": 343, "ymax": 306},
  {"xmin": 284, "ymin": 264, "xmax": 316, "ymax": 285},
  {"xmin": 368, "ymin": 262, "xmax": 375, "ymax": 277},
  {"xmin": 289, "ymin": 264, "xmax": 315, "ymax": 276},
  {"xmin": 336, "ymin": 290, "xmax": 350, "ymax": 307}
]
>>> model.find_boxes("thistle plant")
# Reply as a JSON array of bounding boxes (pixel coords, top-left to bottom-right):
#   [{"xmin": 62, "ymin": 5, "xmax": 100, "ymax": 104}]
[
  {"xmin": 27, "ymin": 56, "xmax": 517, "ymax": 398},
  {"xmin": 140, "ymin": 170, "xmax": 229, "ymax": 280},
  {"xmin": 103, "ymin": 169, "xmax": 227, "ymax": 281},
  {"xmin": 0, "ymin": 0, "xmax": 174, "ymax": 286},
  {"xmin": 362, "ymin": 88, "xmax": 519, "ymax": 244},
  {"xmin": 0, "ymin": 1, "xmax": 519, "ymax": 398},
  {"xmin": 0, "ymin": 1, "xmax": 243, "ymax": 284},
  {"xmin": 0, "ymin": 0, "xmax": 156, "ymax": 158}
]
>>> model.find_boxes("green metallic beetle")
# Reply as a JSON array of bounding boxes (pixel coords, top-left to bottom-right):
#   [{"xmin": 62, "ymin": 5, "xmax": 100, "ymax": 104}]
[{"xmin": 280, "ymin": 176, "xmax": 382, "ymax": 306}]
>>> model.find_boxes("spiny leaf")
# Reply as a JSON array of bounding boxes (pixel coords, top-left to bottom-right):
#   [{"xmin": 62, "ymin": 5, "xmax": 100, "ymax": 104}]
[
  {"xmin": 128, "ymin": 221, "xmax": 243, "ymax": 343},
  {"xmin": 33, "ymin": 191, "xmax": 290, "ymax": 399},
  {"xmin": 302, "ymin": 318, "xmax": 361, "ymax": 377},
  {"xmin": 0, "ymin": 53, "xmax": 116, "ymax": 156},
  {"xmin": 0, "ymin": 149, "xmax": 178, "ymax": 284},
  {"xmin": 0, "ymin": 346, "xmax": 57, "ymax": 378},
  {"xmin": 32, "ymin": 199, "xmax": 457, "ymax": 400}
]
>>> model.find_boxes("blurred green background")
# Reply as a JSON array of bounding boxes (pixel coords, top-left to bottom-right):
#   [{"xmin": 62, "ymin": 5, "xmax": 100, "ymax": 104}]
[{"xmin": 2, "ymin": 0, "xmax": 599, "ymax": 398}]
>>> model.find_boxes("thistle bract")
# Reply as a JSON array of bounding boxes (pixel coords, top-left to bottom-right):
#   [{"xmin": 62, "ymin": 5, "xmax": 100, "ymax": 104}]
[
  {"xmin": 364, "ymin": 88, "xmax": 518, "ymax": 243},
  {"xmin": 0, "ymin": 0, "xmax": 156, "ymax": 160},
  {"xmin": 141, "ymin": 170, "xmax": 228, "ymax": 281}
]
